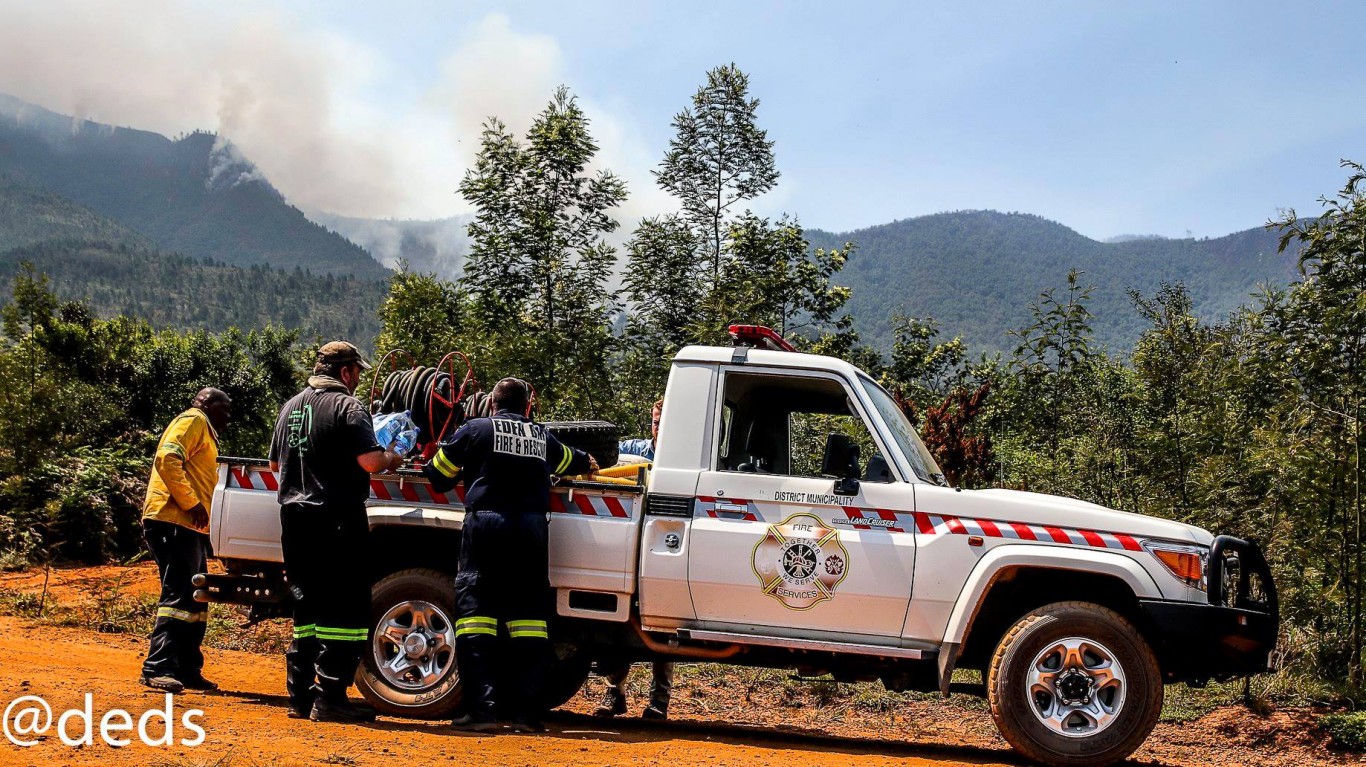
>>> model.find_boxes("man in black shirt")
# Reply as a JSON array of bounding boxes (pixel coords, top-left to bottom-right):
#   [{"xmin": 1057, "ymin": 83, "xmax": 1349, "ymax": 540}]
[
  {"xmin": 423, "ymin": 378, "xmax": 596, "ymax": 732},
  {"xmin": 270, "ymin": 341, "xmax": 403, "ymax": 723}
]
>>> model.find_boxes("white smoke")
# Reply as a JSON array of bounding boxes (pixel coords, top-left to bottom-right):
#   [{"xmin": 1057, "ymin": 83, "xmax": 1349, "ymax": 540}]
[
  {"xmin": 206, "ymin": 136, "xmax": 268, "ymax": 192},
  {"xmin": 0, "ymin": 2, "xmax": 670, "ymax": 228}
]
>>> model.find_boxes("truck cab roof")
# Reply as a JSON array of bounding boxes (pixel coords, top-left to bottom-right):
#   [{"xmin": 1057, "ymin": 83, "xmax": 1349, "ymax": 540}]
[{"xmin": 675, "ymin": 344, "xmax": 869, "ymax": 381}]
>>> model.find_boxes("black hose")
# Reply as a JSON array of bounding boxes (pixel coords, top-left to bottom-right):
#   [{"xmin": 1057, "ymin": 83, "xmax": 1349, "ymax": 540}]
[{"xmin": 374, "ymin": 367, "xmax": 474, "ymax": 447}]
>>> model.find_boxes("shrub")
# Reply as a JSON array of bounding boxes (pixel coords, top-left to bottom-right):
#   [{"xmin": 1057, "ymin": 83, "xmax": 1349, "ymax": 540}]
[
  {"xmin": 38, "ymin": 445, "xmax": 150, "ymax": 563},
  {"xmin": 1322, "ymin": 711, "xmax": 1366, "ymax": 751}
]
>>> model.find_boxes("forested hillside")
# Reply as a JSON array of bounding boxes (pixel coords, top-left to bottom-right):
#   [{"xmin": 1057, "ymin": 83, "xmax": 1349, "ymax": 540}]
[
  {"xmin": 808, "ymin": 211, "xmax": 1300, "ymax": 353},
  {"xmin": 0, "ymin": 182, "xmax": 384, "ymax": 345},
  {"xmin": 1, "ymin": 93, "xmax": 1306, "ymax": 355},
  {"xmin": 0, "ymin": 94, "xmax": 388, "ymax": 279}
]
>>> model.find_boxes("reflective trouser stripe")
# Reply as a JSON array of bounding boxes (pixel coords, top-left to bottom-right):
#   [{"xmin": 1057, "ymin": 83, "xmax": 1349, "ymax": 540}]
[
  {"xmin": 293, "ymin": 623, "xmax": 316, "ymax": 639},
  {"xmin": 432, "ymin": 449, "xmax": 460, "ymax": 478},
  {"xmin": 157, "ymin": 606, "xmax": 207, "ymax": 623},
  {"xmin": 315, "ymin": 626, "xmax": 368, "ymax": 641},
  {"xmin": 456, "ymin": 616, "xmax": 498, "ymax": 637},
  {"xmin": 506, "ymin": 619, "xmax": 548, "ymax": 639},
  {"xmin": 554, "ymin": 444, "xmax": 573, "ymax": 474}
]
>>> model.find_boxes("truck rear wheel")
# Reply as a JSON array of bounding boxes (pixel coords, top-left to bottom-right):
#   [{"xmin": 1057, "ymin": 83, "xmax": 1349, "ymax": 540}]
[
  {"xmin": 987, "ymin": 601, "xmax": 1162, "ymax": 767},
  {"xmin": 357, "ymin": 568, "xmax": 463, "ymax": 719},
  {"xmin": 356, "ymin": 568, "xmax": 594, "ymax": 719}
]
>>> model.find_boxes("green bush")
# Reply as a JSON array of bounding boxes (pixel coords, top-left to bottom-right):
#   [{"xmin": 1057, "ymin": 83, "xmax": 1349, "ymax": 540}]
[
  {"xmin": 1321, "ymin": 711, "xmax": 1366, "ymax": 751},
  {"xmin": 39, "ymin": 445, "xmax": 150, "ymax": 563}
]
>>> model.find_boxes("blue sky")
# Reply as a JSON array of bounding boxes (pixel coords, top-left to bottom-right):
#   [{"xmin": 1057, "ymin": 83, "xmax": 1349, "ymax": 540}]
[{"xmin": 3, "ymin": 1, "xmax": 1363, "ymax": 239}]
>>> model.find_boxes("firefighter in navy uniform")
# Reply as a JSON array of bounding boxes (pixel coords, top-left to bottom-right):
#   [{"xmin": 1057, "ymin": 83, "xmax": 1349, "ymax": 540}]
[
  {"xmin": 422, "ymin": 378, "xmax": 597, "ymax": 733},
  {"xmin": 269, "ymin": 341, "xmax": 404, "ymax": 723}
]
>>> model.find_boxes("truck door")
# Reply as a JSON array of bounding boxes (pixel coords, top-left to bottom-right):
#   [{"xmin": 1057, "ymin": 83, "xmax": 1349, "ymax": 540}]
[{"xmin": 688, "ymin": 369, "xmax": 917, "ymax": 639}]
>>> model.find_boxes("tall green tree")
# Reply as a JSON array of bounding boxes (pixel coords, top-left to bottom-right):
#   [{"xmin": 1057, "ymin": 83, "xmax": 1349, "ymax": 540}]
[
  {"xmin": 1129, "ymin": 282, "xmax": 1213, "ymax": 514},
  {"xmin": 459, "ymin": 87, "xmax": 627, "ymax": 415},
  {"xmin": 375, "ymin": 269, "xmax": 467, "ymax": 367},
  {"xmin": 715, "ymin": 214, "xmax": 855, "ymax": 344},
  {"xmin": 656, "ymin": 64, "xmax": 779, "ymax": 279},
  {"xmin": 1273, "ymin": 160, "xmax": 1366, "ymax": 684}
]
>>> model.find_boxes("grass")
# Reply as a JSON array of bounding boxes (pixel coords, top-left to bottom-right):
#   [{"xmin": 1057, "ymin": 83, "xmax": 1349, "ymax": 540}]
[
  {"xmin": 0, "ymin": 576, "xmax": 290, "ymax": 656},
  {"xmin": 155, "ymin": 751, "xmax": 237, "ymax": 767},
  {"xmin": 1320, "ymin": 710, "xmax": 1366, "ymax": 751}
]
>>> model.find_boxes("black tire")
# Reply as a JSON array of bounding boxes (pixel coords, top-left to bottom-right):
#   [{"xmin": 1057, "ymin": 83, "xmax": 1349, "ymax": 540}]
[
  {"xmin": 357, "ymin": 568, "xmax": 463, "ymax": 719},
  {"xmin": 357, "ymin": 568, "xmax": 592, "ymax": 720},
  {"xmin": 544, "ymin": 421, "xmax": 619, "ymax": 469},
  {"xmin": 987, "ymin": 601, "xmax": 1163, "ymax": 767},
  {"xmin": 539, "ymin": 646, "xmax": 593, "ymax": 711}
]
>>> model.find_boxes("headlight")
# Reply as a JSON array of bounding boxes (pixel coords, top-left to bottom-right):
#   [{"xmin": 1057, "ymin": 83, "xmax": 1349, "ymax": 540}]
[{"xmin": 1142, "ymin": 541, "xmax": 1209, "ymax": 590}]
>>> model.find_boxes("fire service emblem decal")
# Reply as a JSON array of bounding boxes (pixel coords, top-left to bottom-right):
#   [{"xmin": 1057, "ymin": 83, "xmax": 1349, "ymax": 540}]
[{"xmin": 752, "ymin": 513, "xmax": 850, "ymax": 610}]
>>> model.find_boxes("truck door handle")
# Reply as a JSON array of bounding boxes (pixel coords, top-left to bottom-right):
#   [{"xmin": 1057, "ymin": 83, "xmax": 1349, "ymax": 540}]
[{"xmin": 714, "ymin": 502, "xmax": 750, "ymax": 519}]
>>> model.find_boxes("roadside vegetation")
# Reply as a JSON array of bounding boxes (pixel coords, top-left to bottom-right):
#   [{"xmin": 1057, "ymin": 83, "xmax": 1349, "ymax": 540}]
[{"xmin": 1, "ymin": 63, "xmax": 1366, "ymax": 730}]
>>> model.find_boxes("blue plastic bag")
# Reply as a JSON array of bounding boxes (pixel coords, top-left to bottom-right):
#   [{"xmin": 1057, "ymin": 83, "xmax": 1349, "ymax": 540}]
[{"xmin": 373, "ymin": 410, "xmax": 420, "ymax": 457}]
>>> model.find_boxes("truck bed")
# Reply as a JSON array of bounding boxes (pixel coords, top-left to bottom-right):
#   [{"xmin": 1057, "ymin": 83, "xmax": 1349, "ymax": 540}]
[{"xmin": 210, "ymin": 457, "xmax": 646, "ymax": 621}]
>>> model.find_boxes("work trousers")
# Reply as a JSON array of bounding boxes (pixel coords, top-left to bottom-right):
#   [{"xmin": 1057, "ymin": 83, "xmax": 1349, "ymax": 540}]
[
  {"xmin": 280, "ymin": 503, "xmax": 371, "ymax": 708},
  {"xmin": 601, "ymin": 661, "xmax": 674, "ymax": 704},
  {"xmin": 142, "ymin": 519, "xmax": 209, "ymax": 679},
  {"xmin": 454, "ymin": 508, "xmax": 552, "ymax": 722}
]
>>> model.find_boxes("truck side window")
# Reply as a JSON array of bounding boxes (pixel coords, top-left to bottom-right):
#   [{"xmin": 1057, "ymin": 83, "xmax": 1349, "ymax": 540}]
[{"xmin": 716, "ymin": 372, "xmax": 892, "ymax": 482}]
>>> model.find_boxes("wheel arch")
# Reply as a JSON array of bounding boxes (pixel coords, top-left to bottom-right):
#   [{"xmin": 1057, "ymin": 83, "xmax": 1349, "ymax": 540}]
[
  {"xmin": 366, "ymin": 517, "xmax": 462, "ymax": 580},
  {"xmin": 943, "ymin": 546, "xmax": 1163, "ymax": 677}
]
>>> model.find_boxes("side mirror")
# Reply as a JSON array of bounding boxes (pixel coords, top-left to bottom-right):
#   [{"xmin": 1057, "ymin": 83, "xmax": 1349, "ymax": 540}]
[{"xmin": 821, "ymin": 433, "xmax": 861, "ymax": 496}]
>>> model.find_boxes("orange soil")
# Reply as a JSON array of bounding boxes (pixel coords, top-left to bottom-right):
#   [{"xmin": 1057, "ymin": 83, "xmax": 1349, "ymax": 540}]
[{"xmin": 0, "ymin": 565, "xmax": 1354, "ymax": 767}]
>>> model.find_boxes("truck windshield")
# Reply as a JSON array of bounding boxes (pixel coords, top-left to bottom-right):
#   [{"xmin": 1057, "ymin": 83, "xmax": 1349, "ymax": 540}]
[{"xmin": 858, "ymin": 375, "xmax": 949, "ymax": 486}]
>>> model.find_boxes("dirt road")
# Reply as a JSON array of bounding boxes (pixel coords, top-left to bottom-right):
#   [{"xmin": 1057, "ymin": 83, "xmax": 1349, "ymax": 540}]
[
  {"xmin": 0, "ymin": 616, "xmax": 1015, "ymax": 767},
  {"xmin": 0, "ymin": 565, "xmax": 1350, "ymax": 767}
]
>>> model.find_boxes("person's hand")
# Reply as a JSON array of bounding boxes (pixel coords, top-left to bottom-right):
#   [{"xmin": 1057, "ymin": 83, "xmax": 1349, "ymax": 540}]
[
  {"xmin": 387, "ymin": 450, "xmax": 405, "ymax": 473},
  {"xmin": 587, "ymin": 455, "xmax": 600, "ymax": 473},
  {"xmin": 187, "ymin": 503, "xmax": 209, "ymax": 529}
]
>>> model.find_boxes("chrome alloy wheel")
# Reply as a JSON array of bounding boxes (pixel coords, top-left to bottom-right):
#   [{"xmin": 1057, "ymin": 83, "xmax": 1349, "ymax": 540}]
[
  {"xmin": 373, "ymin": 599, "xmax": 456, "ymax": 691},
  {"xmin": 1026, "ymin": 636, "xmax": 1127, "ymax": 738}
]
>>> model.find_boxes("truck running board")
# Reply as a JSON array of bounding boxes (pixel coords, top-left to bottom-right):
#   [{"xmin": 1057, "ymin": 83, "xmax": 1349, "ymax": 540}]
[{"xmin": 679, "ymin": 629, "xmax": 934, "ymax": 660}]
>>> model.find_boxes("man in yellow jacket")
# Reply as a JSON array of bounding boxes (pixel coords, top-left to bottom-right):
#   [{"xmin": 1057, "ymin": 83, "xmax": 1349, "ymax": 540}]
[{"xmin": 140, "ymin": 388, "xmax": 232, "ymax": 693}]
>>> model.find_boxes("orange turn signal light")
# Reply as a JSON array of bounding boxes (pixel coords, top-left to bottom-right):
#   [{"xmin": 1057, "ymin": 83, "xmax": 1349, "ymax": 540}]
[{"xmin": 1153, "ymin": 548, "xmax": 1204, "ymax": 584}]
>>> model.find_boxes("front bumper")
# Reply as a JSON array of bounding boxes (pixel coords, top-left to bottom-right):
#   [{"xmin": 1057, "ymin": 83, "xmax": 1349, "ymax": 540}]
[{"xmin": 1139, "ymin": 535, "xmax": 1278, "ymax": 682}]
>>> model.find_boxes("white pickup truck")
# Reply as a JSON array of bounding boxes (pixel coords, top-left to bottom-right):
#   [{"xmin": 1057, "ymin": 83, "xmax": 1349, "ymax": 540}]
[{"xmin": 201, "ymin": 332, "xmax": 1277, "ymax": 767}]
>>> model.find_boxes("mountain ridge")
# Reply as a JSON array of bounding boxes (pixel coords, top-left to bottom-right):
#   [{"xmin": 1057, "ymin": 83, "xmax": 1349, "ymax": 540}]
[
  {"xmin": 0, "ymin": 94, "xmax": 388, "ymax": 280},
  {"xmin": 805, "ymin": 209, "xmax": 1295, "ymax": 353}
]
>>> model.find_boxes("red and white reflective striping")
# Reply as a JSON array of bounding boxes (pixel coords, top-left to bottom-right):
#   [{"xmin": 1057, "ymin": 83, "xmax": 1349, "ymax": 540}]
[
  {"xmin": 693, "ymin": 495, "xmax": 1143, "ymax": 553},
  {"xmin": 225, "ymin": 465, "xmax": 634, "ymax": 518},
  {"xmin": 913, "ymin": 512, "xmax": 1143, "ymax": 551},
  {"xmin": 550, "ymin": 492, "xmax": 633, "ymax": 519}
]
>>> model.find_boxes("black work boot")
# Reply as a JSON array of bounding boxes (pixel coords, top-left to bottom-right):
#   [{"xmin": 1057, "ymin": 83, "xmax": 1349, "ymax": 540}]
[
  {"xmin": 508, "ymin": 716, "xmax": 546, "ymax": 733},
  {"xmin": 642, "ymin": 697, "xmax": 669, "ymax": 720},
  {"xmin": 594, "ymin": 688, "xmax": 627, "ymax": 717},
  {"xmin": 177, "ymin": 674, "xmax": 219, "ymax": 691},
  {"xmin": 449, "ymin": 713, "xmax": 501, "ymax": 733},
  {"xmin": 309, "ymin": 697, "xmax": 377, "ymax": 723}
]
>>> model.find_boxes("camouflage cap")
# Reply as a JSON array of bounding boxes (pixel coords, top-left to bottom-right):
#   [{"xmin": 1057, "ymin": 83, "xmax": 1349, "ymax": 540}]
[{"xmin": 317, "ymin": 341, "xmax": 372, "ymax": 370}]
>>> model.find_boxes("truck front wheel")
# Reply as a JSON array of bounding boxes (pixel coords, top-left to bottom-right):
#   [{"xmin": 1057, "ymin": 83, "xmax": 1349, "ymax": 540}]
[{"xmin": 986, "ymin": 601, "xmax": 1162, "ymax": 767}]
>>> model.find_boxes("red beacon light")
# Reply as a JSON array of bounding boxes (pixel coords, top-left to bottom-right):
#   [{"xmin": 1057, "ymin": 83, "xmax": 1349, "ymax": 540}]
[{"xmin": 728, "ymin": 324, "xmax": 796, "ymax": 352}]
